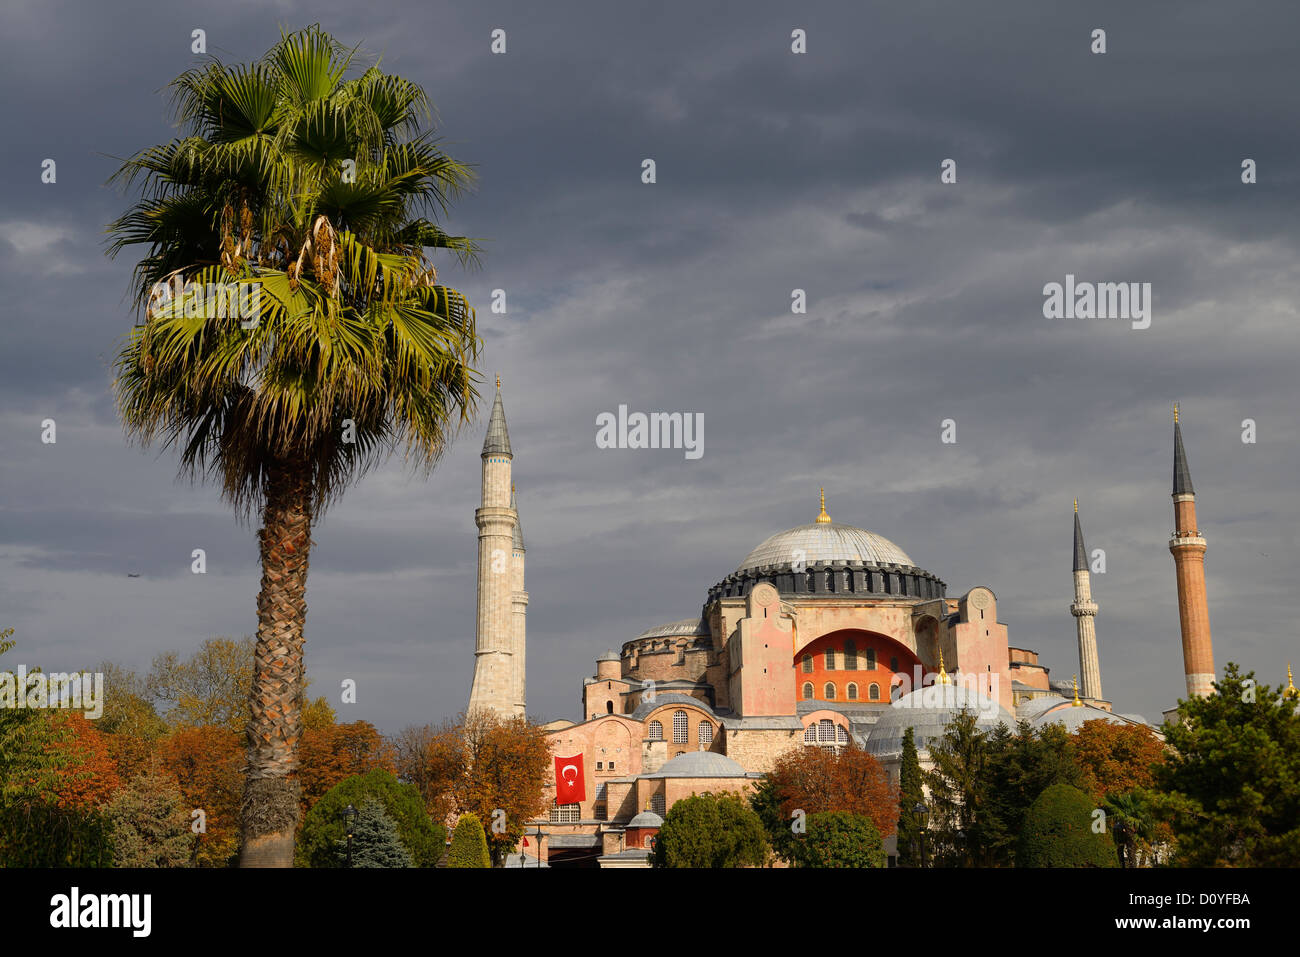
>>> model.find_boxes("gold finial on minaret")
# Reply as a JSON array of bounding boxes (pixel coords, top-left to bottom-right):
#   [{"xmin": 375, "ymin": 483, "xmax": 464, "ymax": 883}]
[
  {"xmin": 816, "ymin": 487, "xmax": 831, "ymax": 524},
  {"xmin": 937, "ymin": 648, "xmax": 951, "ymax": 685},
  {"xmin": 1173, "ymin": 401, "xmax": 1179, "ymax": 424},
  {"xmin": 496, "ymin": 373, "xmax": 501, "ymax": 389},
  {"xmin": 1074, "ymin": 497, "xmax": 1078, "ymax": 513},
  {"xmin": 1285, "ymin": 663, "xmax": 1298, "ymax": 700},
  {"xmin": 1072, "ymin": 674, "xmax": 1083, "ymax": 707}
]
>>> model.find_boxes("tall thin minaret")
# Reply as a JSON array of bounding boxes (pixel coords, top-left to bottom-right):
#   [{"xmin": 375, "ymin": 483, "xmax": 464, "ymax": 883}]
[
  {"xmin": 1169, "ymin": 404, "xmax": 1216, "ymax": 698},
  {"xmin": 1071, "ymin": 499, "xmax": 1103, "ymax": 702},
  {"xmin": 510, "ymin": 484, "xmax": 528, "ymax": 718},
  {"xmin": 468, "ymin": 377, "xmax": 522, "ymax": 717}
]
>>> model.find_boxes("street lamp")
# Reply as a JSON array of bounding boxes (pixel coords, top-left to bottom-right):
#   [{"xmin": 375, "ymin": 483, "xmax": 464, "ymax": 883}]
[
  {"xmin": 533, "ymin": 822, "xmax": 546, "ymax": 869},
  {"xmin": 343, "ymin": 804, "xmax": 357, "ymax": 868},
  {"xmin": 913, "ymin": 802, "xmax": 928, "ymax": 868}
]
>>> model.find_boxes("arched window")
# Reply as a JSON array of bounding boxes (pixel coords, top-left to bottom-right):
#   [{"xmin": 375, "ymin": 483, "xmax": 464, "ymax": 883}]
[
  {"xmin": 801, "ymin": 653, "xmax": 813, "ymax": 674},
  {"xmin": 825, "ymin": 649, "xmax": 837, "ymax": 670},
  {"xmin": 836, "ymin": 725, "xmax": 849, "ymax": 745},
  {"xmin": 824, "ymin": 682, "xmax": 836, "ymax": 700},
  {"xmin": 844, "ymin": 639, "xmax": 857, "ymax": 670},
  {"xmin": 869, "ymin": 682, "xmax": 880, "ymax": 701},
  {"xmin": 606, "ymin": 700, "xmax": 614, "ymax": 714},
  {"xmin": 890, "ymin": 656, "xmax": 899, "ymax": 673},
  {"xmin": 847, "ymin": 682, "xmax": 858, "ymax": 700},
  {"xmin": 698, "ymin": 721, "xmax": 713, "ymax": 746},
  {"xmin": 804, "ymin": 724, "xmax": 818, "ymax": 743},
  {"xmin": 802, "ymin": 682, "xmax": 814, "ymax": 700},
  {"xmin": 648, "ymin": 720, "xmax": 663, "ymax": 741},
  {"xmin": 672, "ymin": 710, "xmax": 688, "ymax": 743},
  {"xmin": 818, "ymin": 719, "xmax": 836, "ymax": 742},
  {"xmin": 865, "ymin": 648, "xmax": 877, "ymax": 670}
]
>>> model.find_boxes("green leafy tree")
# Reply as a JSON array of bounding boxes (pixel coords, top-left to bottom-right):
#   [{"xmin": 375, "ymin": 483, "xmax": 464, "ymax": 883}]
[
  {"xmin": 790, "ymin": 811, "xmax": 886, "ymax": 868},
  {"xmin": 447, "ymin": 812, "xmax": 491, "ymax": 868},
  {"xmin": 896, "ymin": 728, "xmax": 924, "ymax": 867},
  {"xmin": 297, "ymin": 769, "xmax": 443, "ymax": 867},
  {"xmin": 983, "ymin": 721, "xmax": 1088, "ymax": 865},
  {"xmin": 107, "ymin": 25, "xmax": 482, "ymax": 867},
  {"xmin": 1153, "ymin": 663, "xmax": 1300, "ymax": 866},
  {"xmin": 338, "ymin": 798, "xmax": 412, "ymax": 868},
  {"xmin": 924, "ymin": 709, "xmax": 993, "ymax": 866},
  {"xmin": 1016, "ymin": 783, "xmax": 1117, "ymax": 867},
  {"xmin": 652, "ymin": 793, "xmax": 767, "ymax": 869},
  {"xmin": 104, "ymin": 771, "xmax": 196, "ymax": 867},
  {"xmin": 749, "ymin": 777, "xmax": 795, "ymax": 865},
  {"xmin": 1105, "ymin": 789, "xmax": 1161, "ymax": 868}
]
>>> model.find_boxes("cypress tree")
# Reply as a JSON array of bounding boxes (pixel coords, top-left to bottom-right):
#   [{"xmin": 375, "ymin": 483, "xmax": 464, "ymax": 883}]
[
  {"xmin": 447, "ymin": 812, "xmax": 491, "ymax": 868},
  {"xmin": 896, "ymin": 727, "xmax": 924, "ymax": 867}
]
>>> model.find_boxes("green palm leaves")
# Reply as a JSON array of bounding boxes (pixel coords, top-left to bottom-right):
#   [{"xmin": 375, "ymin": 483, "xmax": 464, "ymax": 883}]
[{"xmin": 108, "ymin": 24, "xmax": 483, "ymax": 517}]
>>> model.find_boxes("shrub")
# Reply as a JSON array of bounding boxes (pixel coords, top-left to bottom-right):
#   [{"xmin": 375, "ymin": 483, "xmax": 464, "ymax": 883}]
[
  {"xmin": 790, "ymin": 811, "xmax": 886, "ymax": 868},
  {"xmin": 1017, "ymin": 783, "xmax": 1118, "ymax": 867},
  {"xmin": 447, "ymin": 813, "xmax": 490, "ymax": 868},
  {"xmin": 297, "ymin": 769, "xmax": 442, "ymax": 867}
]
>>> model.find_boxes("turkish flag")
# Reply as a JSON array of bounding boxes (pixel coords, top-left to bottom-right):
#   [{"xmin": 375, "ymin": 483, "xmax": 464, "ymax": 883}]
[{"xmin": 554, "ymin": 753, "xmax": 586, "ymax": 804}]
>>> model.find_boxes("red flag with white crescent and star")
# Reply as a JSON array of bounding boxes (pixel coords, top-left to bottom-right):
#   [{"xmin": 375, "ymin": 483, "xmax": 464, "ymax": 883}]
[{"xmin": 554, "ymin": 753, "xmax": 586, "ymax": 804}]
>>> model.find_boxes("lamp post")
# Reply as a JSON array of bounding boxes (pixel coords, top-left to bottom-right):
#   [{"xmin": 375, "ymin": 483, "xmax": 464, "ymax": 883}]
[
  {"xmin": 533, "ymin": 822, "xmax": 546, "ymax": 869},
  {"xmin": 913, "ymin": 802, "xmax": 928, "ymax": 868},
  {"xmin": 343, "ymin": 804, "xmax": 357, "ymax": 868}
]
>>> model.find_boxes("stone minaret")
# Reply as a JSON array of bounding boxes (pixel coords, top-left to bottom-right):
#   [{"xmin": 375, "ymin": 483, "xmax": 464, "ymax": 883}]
[
  {"xmin": 468, "ymin": 378, "xmax": 522, "ymax": 717},
  {"xmin": 510, "ymin": 484, "xmax": 528, "ymax": 718},
  {"xmin": 1070, "ymin": 499, "xmax": 1103, "ymax": 702},
  {"xmin": 1169, "ymin": 404, "xmax": 1216, "ymax": 698}
]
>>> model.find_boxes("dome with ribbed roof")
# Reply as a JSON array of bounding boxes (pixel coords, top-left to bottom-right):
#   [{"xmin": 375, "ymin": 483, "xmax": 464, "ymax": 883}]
[
  {"xmin": 738, "ymin": 522, "xmax": 914, "ymax": 574},
  {"xmin": 646, "ymin": 751, "xmax": 750, "ymax": 779}
]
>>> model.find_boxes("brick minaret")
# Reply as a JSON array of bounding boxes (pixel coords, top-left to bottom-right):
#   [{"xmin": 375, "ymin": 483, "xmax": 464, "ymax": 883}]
[
  {"xmin": 510, "ymin": 484, "xmax": 528, "ymax": 718},
  {"xmin": 1169, "ymin": 404, "xmax": 1216, "ymax": 697},
  {"xmin": 468, "ymin": 378, "xmax": 521, "ymax": 717},
  {"xmin": 1071, "ymin": 500, "xmax": 1103, "ymax": 702}
]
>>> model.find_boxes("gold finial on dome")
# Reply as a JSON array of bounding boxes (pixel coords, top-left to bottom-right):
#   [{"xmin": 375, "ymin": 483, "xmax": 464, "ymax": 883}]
[
  {"xmin": 1173, "ymin": 401, "xmax": 1179, "ymax": 424},
  {"xmin": 937, "ymin": 648, "xmax": 951, "ymax": 685},
  {"xmin": 816, "ymin": 487, "xmax": 831, "ymax": 524},
  {"xmin": 1286, "ymin": 663, "xmax": 1298, "ymax": 700},
  {"xmin": 1072, "ymin": 675, "xmax": 1083, "ymax": 707}
]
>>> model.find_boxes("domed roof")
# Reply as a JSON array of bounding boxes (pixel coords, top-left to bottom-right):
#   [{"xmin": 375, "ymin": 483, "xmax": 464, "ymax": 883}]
[
  {"xmin": 627, "ymin": 810, "xmax": 664, "ymax": 828},
  {"xmin": 738, "ymin": 522, "xmax": 914, "ymax": 575},
  {"xmin": 1032, "ymin": 703, "xmax": 1148, "ymax": 733},
  {"xmin": 865, "ymin": 683, "xmax": 1014, "ymax": 758},
  {"xmin": 634, "ymin": 618, "xmax": 709, "ymax": 642},
  {"xmin": 646, "ymin": 751, "xmax": 750, "ymax": 779}
]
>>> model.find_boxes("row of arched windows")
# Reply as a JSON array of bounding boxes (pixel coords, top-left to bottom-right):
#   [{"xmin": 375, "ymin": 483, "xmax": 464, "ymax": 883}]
[
  {"xmin": 801, "ymin": 645, "xmax": 898, "ymax": 674},
  {"xmin": 647, "ymin": 711, "xmax": 712, "ymax": 744},
  {"xmin": 801, "ymin": 681, "xmax": 880, "ymax": 701},
  {"xmin": 803, "ymin": 719, "xmax": 850, "ymax": 745}
]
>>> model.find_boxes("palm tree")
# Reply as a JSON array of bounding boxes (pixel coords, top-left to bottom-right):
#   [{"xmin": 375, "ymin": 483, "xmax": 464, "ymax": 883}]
[
  {"xmin": 1105, "ymin": 790, "xmax": 1157, "ymax": 868},
  {"xmin": 107, "ymin": 25, "xmax": 483, "ymax": 866}
]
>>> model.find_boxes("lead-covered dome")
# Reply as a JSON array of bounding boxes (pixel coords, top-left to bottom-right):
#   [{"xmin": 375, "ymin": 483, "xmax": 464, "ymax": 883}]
[
  {"xmin": 738, "ymin": 522, "xmax": 914, "ymax": 575},
  {"xmin": 865, "ymin": 684, "xmax": 1014, "ymax": 758}
]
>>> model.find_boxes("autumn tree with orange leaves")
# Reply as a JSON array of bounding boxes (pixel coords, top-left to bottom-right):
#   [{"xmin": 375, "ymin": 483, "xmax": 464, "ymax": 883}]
[
  {"xmin": 157, "ymin": 725, "xmax": 244, "ymax": 866},
  {"xmin": 297, "ymin": 720, "xmax": 396, "ymax": 817},
  {"xmin": 1072, "ymin": 719, "xmax": 1167, "ymax": 802},
  {"xmin": 767, "ymin": 744, "xmax": 899, "ymax": 839}
]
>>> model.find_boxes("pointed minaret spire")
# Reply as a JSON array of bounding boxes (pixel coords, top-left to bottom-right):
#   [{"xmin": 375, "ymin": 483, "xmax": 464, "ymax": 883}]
[
  {"xmin": 815, "ymin": 487, "xmax": 831, "ymax": 524},
  {"xmin": 1071, "ymin": 500, "xmax": 1103, "ymax": 702},
  {"xmin": 1173, "ymin": 403, "xmax": 1194, "ymax": 496},
  {"xmin": 482, "ymin": 377, "xmax": 512, "ymax": 456},
  {"xmin": 511, "ymin": 483, "xmax": 525, "ymax": 551},
  {"xmin": 1169, "ymin": 404, "xmax": 1215, "ymax": 698}
]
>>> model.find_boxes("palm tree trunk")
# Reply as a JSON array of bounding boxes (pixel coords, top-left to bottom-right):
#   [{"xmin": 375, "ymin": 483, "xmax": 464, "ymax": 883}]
[{"xmin": 239, "ymin": 459, "xmax": 313, "ymax": 867}]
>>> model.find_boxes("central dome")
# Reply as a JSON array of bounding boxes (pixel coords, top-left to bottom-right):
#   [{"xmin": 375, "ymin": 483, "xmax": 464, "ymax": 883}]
[{"xmin": 738, "ymin": 522, "xmax": 914, "ymax": 575}]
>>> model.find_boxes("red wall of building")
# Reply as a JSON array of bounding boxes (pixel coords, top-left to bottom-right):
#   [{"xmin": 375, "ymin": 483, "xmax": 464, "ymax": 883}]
[{"xmin": 795, "ymin": 629, "xmax": 924, "ymax": 704}]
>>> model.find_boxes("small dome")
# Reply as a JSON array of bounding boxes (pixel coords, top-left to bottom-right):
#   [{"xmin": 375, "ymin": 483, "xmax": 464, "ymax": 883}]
[
  {"xmin": 646, "ymin": 751, "xmax": 749, "ymax": 779},
  {"xmin": 738, "ymin": 522, "xmax": 914, "ymax": 575},
  {"xmin": 597, "ymin": 649, "xmax": 620, "ymax": 662},
  {"xmin": 1032, "ymin": 704, "xmax": 1144, "ymax": 733},
  {"xmin": 627, "ymin": 810, "xmax": 664, "ymax": 828},
  {"xmin": 866, "ymin": 683, "xmax": 1014, "ymax": 757}
]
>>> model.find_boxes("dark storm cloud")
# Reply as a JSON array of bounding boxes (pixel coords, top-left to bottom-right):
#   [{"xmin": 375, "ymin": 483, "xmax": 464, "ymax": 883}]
[{"xmin": 1, "ymin": 0, "xmax": 1297, "ymax": 732}]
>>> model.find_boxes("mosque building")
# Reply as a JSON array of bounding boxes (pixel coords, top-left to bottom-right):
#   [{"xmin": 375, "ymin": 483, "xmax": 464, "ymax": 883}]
[{"xmin": 469, "ymin": 388, "xmax": 1209, "ymax": 867}]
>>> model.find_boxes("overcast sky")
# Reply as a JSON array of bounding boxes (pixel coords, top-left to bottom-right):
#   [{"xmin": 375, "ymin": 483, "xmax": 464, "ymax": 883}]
[{"xmin": 2, "ymin": 0, "xmax": 1297, "ymax": 734}]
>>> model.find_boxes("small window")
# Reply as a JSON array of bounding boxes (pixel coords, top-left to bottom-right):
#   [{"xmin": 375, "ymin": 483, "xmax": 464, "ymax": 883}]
[
  {"xmin": 804, "ymin": 724, "xmax": 818, "ymax": 743},
  {"xmin": 699, "ymin": 721, "xmax": 713, "ymax": 745},
  {"xmin": 801, "ymin": 653, "xmax": 813, "ymax": 674},
  {"xmin": 672, "ymin": 710, "xmax": 688, "ymax": 743},
  {"xmin": 847, "ymin": 683, "xmax": 858, "ymax": 700},
  {"xmin": 651, "ymin": 794, "xmax": 665, "ymax": 816},
  {"xmin": 844, "ymin": 640, "xmax": 857, "ymax": 670},
  {"xmin": 866, "ymin": 648, "xmax": 877, "ymax": 670},
  {"xmin": 606, "ymin": 700, "xmax": 614, "ymax": 714},
  {"xmin": 802, "ymin": 682, "xmax": 814, "ymax": 700},
  {"xmin": 869, "ymin": 682, "xmax": 880, "ymax": 701},
  {"xmin": 818, "ymin": 719, "xmax": 836, "ymax": 742},
  {"xmin": 836, "ymin": 725, "xmax": 849, "ymax": 745},
  {"xmin": 648, "ymin": 720, "xmax": 663, "ymax": 741},
  {"xmin": 825, "ymin": 649, "xmax": 837, "ymax": 670},
  {"xmin": 596, "ymin": 761, "xmax": 603, "ymax": 770},
  {"xmin": 824, "ymin": 682, "xmax": 836, "ymax": 700},
  {"xmin": 890, "ymin": 656, "xmax": 899, "ymax": 673},
  {"xmin": 549, "ymin": 801, "xmax": 580, "ymax": 823},
  {"xmin": 609, "ymin": 761, "xmax": 615, "ymax": 771}
]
